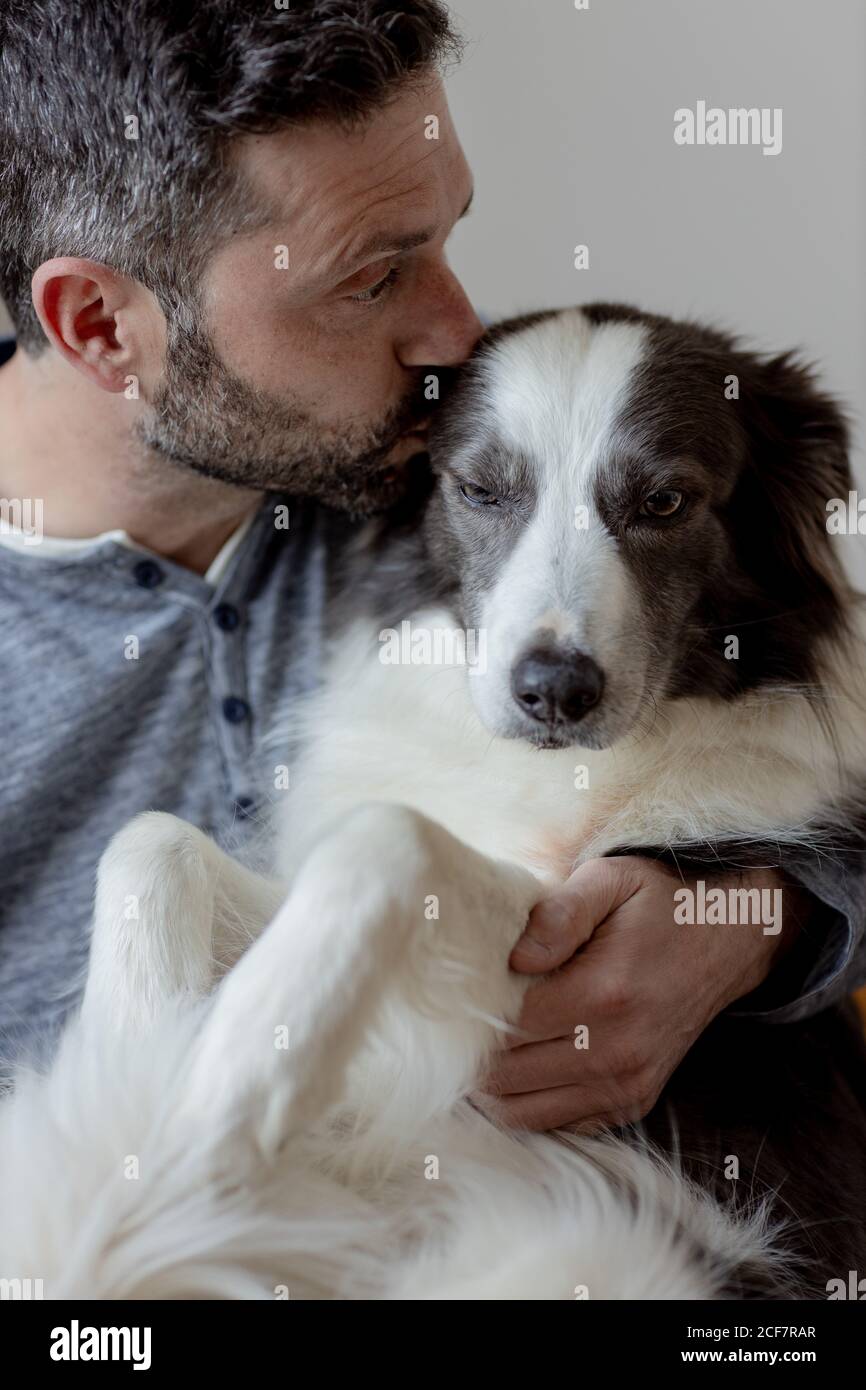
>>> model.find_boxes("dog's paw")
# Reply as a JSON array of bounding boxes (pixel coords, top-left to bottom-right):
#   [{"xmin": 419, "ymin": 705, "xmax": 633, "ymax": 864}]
[{"xmin": 83, "ymin": 812, "xmax": 219, "ymax": 1033}]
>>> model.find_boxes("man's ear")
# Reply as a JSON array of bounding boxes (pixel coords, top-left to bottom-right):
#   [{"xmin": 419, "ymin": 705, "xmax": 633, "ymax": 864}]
[
  {"xmin": 737, "ymin": 349, "xmax": 851, "ymax": 606},
  {"xmin": 30, "ymin": 257, "xmax": 142, "ymax": 393}
]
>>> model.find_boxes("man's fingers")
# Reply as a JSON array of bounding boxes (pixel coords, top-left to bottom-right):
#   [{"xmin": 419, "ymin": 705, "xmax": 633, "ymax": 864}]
[
  {"xmin": 484, "ymin": 1036, "xmax": 592, "ymax": 1094},
  {"xmin": 509, "ymin": 857, "xmax": 641, "ymax": 974},
  {"xmin": 483, "ymin": 1036, "xmax": 643, "ymax": 1116},
  {"xmin": 485, "ymin": 1083, "xmax": 615, "ymax": 1133},
  {"xmin": 504, "ymin": 950, "xmax": 635, "ymax": 1047}
]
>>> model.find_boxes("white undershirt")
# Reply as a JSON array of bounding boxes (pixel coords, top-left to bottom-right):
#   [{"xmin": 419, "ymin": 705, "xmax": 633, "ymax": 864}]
[{"xmin": 0, "ymin": 508, "xmax": 257, "ymax": 586}]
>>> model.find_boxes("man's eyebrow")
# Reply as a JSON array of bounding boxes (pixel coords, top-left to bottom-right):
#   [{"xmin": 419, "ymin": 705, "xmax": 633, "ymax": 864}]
[{"xmin": 339, "ymin": 186, "xmax": 475, "ymax": 274}]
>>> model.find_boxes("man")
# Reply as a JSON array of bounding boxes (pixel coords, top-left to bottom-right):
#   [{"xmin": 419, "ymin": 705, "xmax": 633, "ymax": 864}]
[{"xmin": 0, "ymin": 0, "xmax": 863, "ymax": 1126}]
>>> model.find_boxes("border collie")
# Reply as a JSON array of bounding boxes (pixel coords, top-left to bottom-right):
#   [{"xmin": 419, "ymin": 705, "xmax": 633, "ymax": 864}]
[{"xmin": 2, "ymin": 304, "xmax": 865, "ymax": 1300}]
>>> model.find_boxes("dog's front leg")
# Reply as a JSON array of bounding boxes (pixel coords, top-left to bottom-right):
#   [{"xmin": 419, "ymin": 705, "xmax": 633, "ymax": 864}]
[
  {"xmin": 81, "ymin": 811, "xmax": 286, "ymax": 1034},
  {"xmin": 172, "ymin": 803, "xmax": 542, "ymax": 1171}
]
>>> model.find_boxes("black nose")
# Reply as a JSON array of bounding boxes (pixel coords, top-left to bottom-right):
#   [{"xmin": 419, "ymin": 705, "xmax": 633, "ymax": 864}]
[{"xmin": 510, "ymin": 649, "xmax": 605, "ymax": 725}]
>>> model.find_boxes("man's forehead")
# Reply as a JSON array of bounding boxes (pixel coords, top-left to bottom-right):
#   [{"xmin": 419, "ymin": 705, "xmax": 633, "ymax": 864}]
[{"xmin": 235, "ymin": 80, "xmax": 464, "ymax": 267}]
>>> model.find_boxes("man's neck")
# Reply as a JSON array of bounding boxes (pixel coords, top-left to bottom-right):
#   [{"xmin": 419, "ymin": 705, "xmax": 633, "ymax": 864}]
[{"xmin": 0, "ymin": 347, "xmax": 262, "ymax": 575}]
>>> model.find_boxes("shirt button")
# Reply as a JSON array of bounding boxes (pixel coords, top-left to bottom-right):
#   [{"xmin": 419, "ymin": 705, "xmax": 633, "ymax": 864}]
[
  {"xmin": 222, "ymin": 696, "xmax": 250, "ymax": 724},
  {"xmin": 213, "ymin": 602, "xmax": 241, "ymax": 632},
  {"xmin": 133, "ymin": 559, "xmax": 164, "ymax": 589}
]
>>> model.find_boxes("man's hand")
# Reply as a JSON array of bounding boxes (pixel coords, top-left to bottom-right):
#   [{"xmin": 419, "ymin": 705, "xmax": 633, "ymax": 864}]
[{"xmin": 480, "ymin": 856, "xmax": 804, "ymax": 1132}]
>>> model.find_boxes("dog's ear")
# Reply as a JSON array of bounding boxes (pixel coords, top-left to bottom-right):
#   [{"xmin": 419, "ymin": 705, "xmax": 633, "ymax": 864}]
[{"xmin": 733, "ymin": 350, "xmax": 851, "ymax": 621}]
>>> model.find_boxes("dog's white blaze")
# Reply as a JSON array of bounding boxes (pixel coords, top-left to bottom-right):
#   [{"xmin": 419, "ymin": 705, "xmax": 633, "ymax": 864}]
[
  {"xmin": 484, "ymin": 311, "xmax": 647, "ymax": 459},
  {"xmin": 477, "ymin": 497, "xmax": 621, "ymax": 675},
  {"xmin": 532, "ymin": 608, "xmax": 577, "ymax": 640},
  {"xmin": 472, "ymin": 316, "xmax": 649, "ymax": 735}
]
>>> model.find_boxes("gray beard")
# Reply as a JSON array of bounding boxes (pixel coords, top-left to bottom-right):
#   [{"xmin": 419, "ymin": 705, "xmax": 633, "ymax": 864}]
[{"xmin": 135, "ymin": 322, "xmax": 432, "ymax": 515}]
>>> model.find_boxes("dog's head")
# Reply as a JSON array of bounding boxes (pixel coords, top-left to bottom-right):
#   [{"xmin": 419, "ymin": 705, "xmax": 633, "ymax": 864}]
[{"xmin": 425, "ymin": 304, "xmax": 851, "ymax": 749}]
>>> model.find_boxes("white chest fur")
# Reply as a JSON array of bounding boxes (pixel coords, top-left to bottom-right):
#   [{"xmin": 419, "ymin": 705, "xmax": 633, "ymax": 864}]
[{"xmin": 276, "ymin": 606, "xmax": 865, "ymax": 885}]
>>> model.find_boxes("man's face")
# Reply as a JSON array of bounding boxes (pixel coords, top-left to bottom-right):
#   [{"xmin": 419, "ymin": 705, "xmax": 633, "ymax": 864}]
[{"xmin": 139, "ymin": 76, "xmax": 482, "ymax": 513}]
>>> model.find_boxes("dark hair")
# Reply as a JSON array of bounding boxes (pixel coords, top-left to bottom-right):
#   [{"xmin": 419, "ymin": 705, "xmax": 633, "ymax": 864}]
[{"xmin": 0, "ymin": 0, "xmax": 461, "ymax": 352}]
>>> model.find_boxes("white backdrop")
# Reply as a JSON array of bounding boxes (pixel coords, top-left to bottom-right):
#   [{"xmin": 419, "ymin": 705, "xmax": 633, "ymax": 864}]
[{"xmin": 443, "ymin": 0, "xmax": 866, "ymax": 582}]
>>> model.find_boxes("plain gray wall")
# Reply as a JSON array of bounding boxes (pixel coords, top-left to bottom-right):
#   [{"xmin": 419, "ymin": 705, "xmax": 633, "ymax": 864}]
[
  {"xmin": 443, "ymin": 0, "xmax": 866, "ymax": 581},
  {"xmin": 3, "ymin": 0, "xmax": 862, "ymax": 574}
]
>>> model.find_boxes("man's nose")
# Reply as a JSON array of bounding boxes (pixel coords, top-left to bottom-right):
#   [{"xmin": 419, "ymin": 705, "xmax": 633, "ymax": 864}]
[
  {"xmin": 510, "ymin": 649, "xmax": 605, "ymax": 726},
  {"xmin": 398, "ymin": 263, "xmax": 485, "ymax": 368}
]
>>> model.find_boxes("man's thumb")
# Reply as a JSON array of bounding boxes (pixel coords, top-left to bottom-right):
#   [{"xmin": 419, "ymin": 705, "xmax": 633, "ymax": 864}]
[{"xmin": 509, "ymin": 858, "xmax": 635, "ymax": 973}]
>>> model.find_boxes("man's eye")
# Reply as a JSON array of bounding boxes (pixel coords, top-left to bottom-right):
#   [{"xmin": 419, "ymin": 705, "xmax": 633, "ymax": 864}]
[
  {"xmin": 460, "ymin": 481, "xmax": 500, "ymax": 507},
  {"xmin": 349, "ymin": 265, "xmax": 400, "ymax": 304},
  {"xmin": 639, "ymin": 489, "xmax": 685, "ymax": 518}
]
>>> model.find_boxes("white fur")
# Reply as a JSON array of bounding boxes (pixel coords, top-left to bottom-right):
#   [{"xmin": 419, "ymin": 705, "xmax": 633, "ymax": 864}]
[
  {"xmin": 0, "ymin": 804, "xmax": 780, "ymax": 1300},
  {"xmin": 279, "ymin": 607, "xmax": 866, "ymax": 886},
  {"xmin": 2, "ymin": 605, "xmax": 856, "ymax": 1299},
  {"xmin": 457, "ymin": 315, "xmax": 653, "ymax": 741}
]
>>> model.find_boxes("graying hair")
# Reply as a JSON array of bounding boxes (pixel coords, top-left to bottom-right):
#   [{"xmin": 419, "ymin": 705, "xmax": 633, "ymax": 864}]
[{"xmin": 0, "ymin": 0, "xmax": 462, "ymax": 352}]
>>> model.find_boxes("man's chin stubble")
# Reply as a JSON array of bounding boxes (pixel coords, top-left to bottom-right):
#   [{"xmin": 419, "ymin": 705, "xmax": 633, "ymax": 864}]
[
  {"xmin": 136, "ymin": 411, "xmax": 430, "ymax": 515},
  {"xmin": 135, "ymin": 338, "xmax": 433, "ymax": 515}
]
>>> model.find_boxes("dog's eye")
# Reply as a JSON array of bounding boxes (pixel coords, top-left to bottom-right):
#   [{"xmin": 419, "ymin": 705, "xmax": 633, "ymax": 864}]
[
  {"xmin": 460, "ymin": 482, "xmax": 500, "ymax": 507},
  {"xmin": 639, "ymin": 489, "xmax": 685, "ymax": 518}
]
